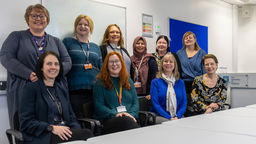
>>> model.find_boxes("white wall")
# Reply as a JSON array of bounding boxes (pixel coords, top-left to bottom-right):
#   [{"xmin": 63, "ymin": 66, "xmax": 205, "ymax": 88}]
[
  {"xmin": 237, "ymin": 5, "xmax": 256, "ymax": 73},
  {"xmin": 93, "ymin": 0, "xmax": 233, "ymax": 72}
]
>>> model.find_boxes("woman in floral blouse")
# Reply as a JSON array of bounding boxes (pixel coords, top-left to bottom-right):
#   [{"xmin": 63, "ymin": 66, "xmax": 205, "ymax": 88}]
[{"xmin": 191, "ymin": 54, "xmax": 227, "ymax": 115}]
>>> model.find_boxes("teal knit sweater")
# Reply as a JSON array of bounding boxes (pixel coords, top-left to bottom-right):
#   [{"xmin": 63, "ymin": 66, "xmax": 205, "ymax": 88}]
[{"xmin": 93, "ymin": 77, "xmax": 139, "ymax": 121}]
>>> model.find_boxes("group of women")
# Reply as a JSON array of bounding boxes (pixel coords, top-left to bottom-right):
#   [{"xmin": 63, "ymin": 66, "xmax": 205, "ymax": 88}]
[{"xmin": 0, "ymin": 4, "xmax": 227, "ymax": 144}]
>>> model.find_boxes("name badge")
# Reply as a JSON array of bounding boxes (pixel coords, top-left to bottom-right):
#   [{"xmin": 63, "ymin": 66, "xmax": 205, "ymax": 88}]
[
  {"xmin": 84, "ymin": 63, "xmax": 92, "ymax": 70},
  {"xmin": 134, "ymin": 81, "xmax": 142, "ymax": 88},
  {"xmin": 117, "ymin": 105, "xmax": 127, "ymax": 113}
]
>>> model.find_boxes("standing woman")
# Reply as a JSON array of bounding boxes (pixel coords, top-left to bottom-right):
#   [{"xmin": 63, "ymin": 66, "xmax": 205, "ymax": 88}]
[
  {"xmin": 130, "ymin": 36, "xmax": 157, "ymax": 99},
  {"xmin": 176, "ymin": 31, "xmax": 206, "ymax": 116},
  {"xmin": 150, "ymin": 53, "xmax": 187, "ymax": 124},
  {"xmin": 100, "ymin": 24, "xmax": 131, "ymax": 73},
  {"xmin": 153, "ymin": 35, "xmax": 182, "ymax": 75},
  {"xmin": 0, "ymin": 4, "xmax": 71, "ymax": 128},
  {"xmin": 93, "ymin": 51, "xmax": 139, "ymax": 134},
  {"xmin": 191, "ymin": 54, "xmax": 227, "ymax": 115},
  {"xmin": 63, "ymin": 14, "xmax": 102, "ymax": 118},
  {"xmin": 19, "ymin": 51, "xmax": 93, "ymax": 144}
]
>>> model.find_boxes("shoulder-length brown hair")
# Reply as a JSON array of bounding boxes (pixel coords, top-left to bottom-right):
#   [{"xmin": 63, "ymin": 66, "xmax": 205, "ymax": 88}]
[
  {"xmin": 96, "ymin": 51, "xmax": 130, "ymax": 90},
  {"xmin": 156, "ymin": 52, "xmax": 180, "ymax": 80},
  {"xmin": 101, "ymin": 24, "xmax": 125, "ymax": 48},
  {"xmin": 182, "ymin": 31, "xmax": 200, "ymax": 50}
]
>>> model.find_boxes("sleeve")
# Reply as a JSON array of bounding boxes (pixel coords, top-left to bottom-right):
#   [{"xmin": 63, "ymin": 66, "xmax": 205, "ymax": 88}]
[
  {"xmin": 56, "ymin": 37, "xmax": 72, "ymax": 75},
  {"xmin": 19, "ymin": 84, "xmax": 48, "ymax": 136},
  {"xmin": 191, "ymin": 78, "xmax": 208, "ymax": 112},
  {"xmin": 0, "ymin": 31, "xmax": 32, "ymax": 80},
  {"xmin": 201, "ymin": 50, "xmax": 207, "ymax": 74},
  {"xmin": 173, "ymin": 53, "xmax": 183, "ymax": 78},
  {"xmin": 217, "ymin": 79, "xmax": 228, "ymax": 110},
  {"xmin": 176, "ymin": 80, "xmax": 187, "ymax": 118},
  {"xmin": 127, "ymin": 79, "xmax": 139, "ymax": 118},
  {"xmin": 150, "ymin": 79, "xmax": 171, "ymax": 120},
  {"xmin": 130, "ymin": 66, "xmax": 135, "ymax": 82},
  {"xmin": 96, "ymin": 45, "xmax": 103, "ymax": 69},
  {"xmin": 146, "ymin": 57, "xmax": 158, "ymax": 95},
  {"xmin": 93, "ymin": 81, "xmax": 117, "ymax": 120}
]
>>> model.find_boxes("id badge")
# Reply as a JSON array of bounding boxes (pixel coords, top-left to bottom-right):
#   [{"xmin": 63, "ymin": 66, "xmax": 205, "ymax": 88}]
[
  {"xmin": 117, "ymin": 105, "xmax": 127, "ymax": 113},
  {"xmin": 84, "ymin": 63, "xmax": 92, "ymax": 70},
  {"xmin": 134, "ymin": 81, "xmax": 142, "ymax": 88}
]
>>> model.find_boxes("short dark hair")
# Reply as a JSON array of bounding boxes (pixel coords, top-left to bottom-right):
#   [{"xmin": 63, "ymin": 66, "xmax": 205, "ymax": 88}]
[
  {"xmin": 202, "ymin": 54, "xmax": 218, "ymax": 65},
  {"xmin": 35, "ymin": 51, "xmax": 63, "ymax": 82},
  {"xmin": 156, "ymin": 35, "xmax": 170, "ymax": 53}
]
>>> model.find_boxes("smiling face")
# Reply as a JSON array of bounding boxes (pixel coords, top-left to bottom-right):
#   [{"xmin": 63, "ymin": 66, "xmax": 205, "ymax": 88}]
[
  {"xmin": 184, "ymin": 34, "xmax": 196, "ymax": 47},
  {"xmin": 108, "ymin": 54, "xmax": 122, "ymax": 77},
  {"xmin": 76, "ymin": 18, "xmax": 90, "ymax": 36},
  {"xmin": 135, "ymin": 39, "xmax": 146, "ymax": 54},
  {"xmin": 204, "ymin": 58, "xmax": 218, "ymax": 75},
  {"xmin": 108, "ymin": 26, "xmax": 121, "ymax": 45},
  {"xmin": 28, "ymin": 9, "xmax": 47, "ymax": 33},
  {"xmin": 42, "ymin": 55, "xmax": 60, "ymax": 80},
  {"xmin": 156, "ymin": 37, "xmax": 168, "ymax": 54},
  {"xmin": 162, "ymin": 56, "xmax": 175, "ymax": 74}
]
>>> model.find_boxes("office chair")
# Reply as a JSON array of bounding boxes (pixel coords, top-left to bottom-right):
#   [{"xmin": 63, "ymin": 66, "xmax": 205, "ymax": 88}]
[
  {"xmin": 138, "ymin": 96, "xmax": 156, "ymax": 127},
  {"xmin": 6, "ymin": 112, "xmax": 23, "ymax": 144}
]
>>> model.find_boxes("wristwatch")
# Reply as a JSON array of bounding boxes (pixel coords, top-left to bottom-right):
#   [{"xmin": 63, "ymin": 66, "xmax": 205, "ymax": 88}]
[{"xmin": 46, "ymin": 125, "xmax": 53, "ymax": 132}]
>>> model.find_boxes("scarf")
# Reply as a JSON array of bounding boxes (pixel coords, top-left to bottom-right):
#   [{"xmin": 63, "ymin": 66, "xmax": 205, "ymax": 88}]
[
  {"xmin": 161, "ymin": 73, "xmax": 177, "ymax": 117},
  {"xmin": 131, "ymin": 36, "xmax": 152, "ymax": 94}
]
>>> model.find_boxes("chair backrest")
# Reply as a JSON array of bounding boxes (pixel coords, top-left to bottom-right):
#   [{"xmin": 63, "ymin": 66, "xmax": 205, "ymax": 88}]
[
  {"xmin": 82, "ymin": 101, "xmax": 94, "ymax": 118},
  {"xmin": 138, "ymin": 97, "xmax": 151, "ymax": 111}
]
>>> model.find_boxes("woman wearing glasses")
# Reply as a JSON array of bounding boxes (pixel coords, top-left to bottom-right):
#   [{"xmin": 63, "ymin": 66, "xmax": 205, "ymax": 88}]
[
  {"xmin": 63, "ymin": 14, "xmax": 102, "ymax": 118},
  {"xmin": 0, "ymin": 4, "xmax": 71, "ymax": 128},
  {"xmin": 93, "ymin": 51, "xmax": 139, "ymax": 134}
]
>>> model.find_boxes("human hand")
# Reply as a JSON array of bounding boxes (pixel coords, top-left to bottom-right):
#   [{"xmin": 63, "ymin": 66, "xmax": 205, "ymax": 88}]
[
  {"xmin": 116, "ymin": 112, "xmax": 137, "ymax": 122},
  {"xmin": 209, "ymin": 103, "xmax": 219, "ymax": 110},
  {"xmin": 171, "ymin": 116, "xmax": 178, "ymax": 120},
  {"xmin": 52, "ymin": 125, "xmax": 72, "ymax": 141},
  {"xmin": 204, "ymin": 107, "xmax": 213, "ymax": 114},
  {"xmin": 145, "ymin": 95, "xmax": 151, "ymax": 100},
  {"xmin": 30, "ymin": 72, "xmax": 38, "ymax": 82}
]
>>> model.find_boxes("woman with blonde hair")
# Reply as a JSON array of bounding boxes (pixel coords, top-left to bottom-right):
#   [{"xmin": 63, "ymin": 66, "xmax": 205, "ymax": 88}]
[
  {"xmin": 93, "ymin": 51, "xmax": 139, "ymax": 134},
  {"xmin": 150, "ymin": 52, "xmax": 187, "ymax": 124},
  {"xmin": 63, "ymin": 14, "xmax": 102, "ymax": 118}
]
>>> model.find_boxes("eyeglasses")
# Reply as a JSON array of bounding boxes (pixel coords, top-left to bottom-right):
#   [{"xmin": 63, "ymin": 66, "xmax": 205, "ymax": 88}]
[
  {"xmin": 30, "ymin": 14, "xmax": 46, "ymax": 20},
  {"xmin": 108, "ymin": 60, "xmax": 121, "ymax": 65}
]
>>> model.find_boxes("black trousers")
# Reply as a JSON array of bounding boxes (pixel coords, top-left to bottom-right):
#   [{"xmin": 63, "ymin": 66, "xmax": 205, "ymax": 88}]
[
  {"xmin": 102, "ymin": 116, "xmax": 140, "ymax": 135},
  {"xmin": 51, "ymin": 128, "xmax": 93, "ymax": 144},
  {"xmin": 70, "ymin": 89, "xmax": 93, "ymax": 118},
  {"xmin": 184, "ymin": 81, "xmax": 194, "ymax": 117}
]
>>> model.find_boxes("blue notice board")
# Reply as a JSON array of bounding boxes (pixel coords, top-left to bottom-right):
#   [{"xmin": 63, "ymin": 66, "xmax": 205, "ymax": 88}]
[{"xmin": 169, "ymin": 18, "xmax": 208, "ymax": 53}]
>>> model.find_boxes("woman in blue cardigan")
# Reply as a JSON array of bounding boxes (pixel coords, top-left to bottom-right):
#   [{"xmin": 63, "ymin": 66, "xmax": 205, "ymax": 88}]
[
  {"xmin": 150, "ymin": 52, "xmax": 187, "ymax": 124},
  {"xmin": 19, "ymin": 51, "xmax": 93, "ymax": 144}
]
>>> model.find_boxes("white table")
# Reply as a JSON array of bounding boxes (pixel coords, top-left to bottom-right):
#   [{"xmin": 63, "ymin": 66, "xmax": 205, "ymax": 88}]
[{"xmin": 87, "ymin": 124, "xmax": 256, "ymax": 144}]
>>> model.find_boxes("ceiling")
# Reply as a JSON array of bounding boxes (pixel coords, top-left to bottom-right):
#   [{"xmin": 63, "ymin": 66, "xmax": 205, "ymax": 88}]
[{"xmin": 221, "ymin": 0, "xmax": 256, "ymax": 5}]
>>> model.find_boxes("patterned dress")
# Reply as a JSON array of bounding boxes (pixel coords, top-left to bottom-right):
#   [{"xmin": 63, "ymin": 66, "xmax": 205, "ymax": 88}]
[{"xmin": 191, "ymin": 75, "xmax": 227, "ymax": 114}]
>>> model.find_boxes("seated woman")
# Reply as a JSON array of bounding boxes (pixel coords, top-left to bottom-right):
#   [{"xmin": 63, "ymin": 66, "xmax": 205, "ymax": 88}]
[
  {"xmin": 191, "ymin": 54, "xmax": 227, "ymax": 115},
  {"xmin": 150, "ymin": 52, "xmax": 187, "ymax": 124},
  {"xmin": 130, "ymin": 36, "xmax": 157, "ymax": 100},
  {"xmin": 19, "ymin": 51, "xmax": 93, "ymax": 144},
  {"xmin": 93, "ymin": 51, "xmax": 139, "ymax": 134}
]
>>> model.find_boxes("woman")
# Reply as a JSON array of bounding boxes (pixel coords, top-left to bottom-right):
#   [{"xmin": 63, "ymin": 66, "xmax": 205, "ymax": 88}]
[
  {"xmin": 19, "ymin": 51, "xmax": 93, "ymax": 144},
  {"xmin": 150, "ymin": 52, "xmax": 187, "ymax": 124},
  {"xmin": 0, "ymin": 4, "xmax": 71, "ymax": 128},
  {"xmin": 130, "ymin": 36, "xmax": 157, "ymax": 100},
  {"xmin": 153, "ymin": 35, "xmax": 182, "ymax": 75},
  {"xmin": 176, "ymin": 31, "xmax": 206, "ymax": 117},
  {"xmin": 93, "ymin": 51, "xmax": 139, "ymax": 134},
  {"xmin": 191, "ymin": 54, "xmax": 227, "ymax": 115},
  {"xmin": 100, "ymin": 24, "xmax": 131, "ymax": 73},
  {"xmin": 63, "ymin": 14, "xmax": 102, "ymax": 118}
]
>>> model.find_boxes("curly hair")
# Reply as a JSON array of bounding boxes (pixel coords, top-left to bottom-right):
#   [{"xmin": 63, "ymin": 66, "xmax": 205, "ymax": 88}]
[{"xmin": 96, "ymin": 51, "xmax": 130, "ymax": 90}]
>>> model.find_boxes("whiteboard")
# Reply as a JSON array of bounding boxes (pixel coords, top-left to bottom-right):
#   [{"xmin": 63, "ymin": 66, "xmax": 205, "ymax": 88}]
[{"xmin": 43, "ymin": 0, "xmax": 126, "ymax": 45}]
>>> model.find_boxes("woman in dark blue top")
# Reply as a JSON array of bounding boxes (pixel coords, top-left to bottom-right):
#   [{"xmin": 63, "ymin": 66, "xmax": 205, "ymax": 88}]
[{"xmin": 19, "ymin": 51, "xmax": 93, "ymax": 144}]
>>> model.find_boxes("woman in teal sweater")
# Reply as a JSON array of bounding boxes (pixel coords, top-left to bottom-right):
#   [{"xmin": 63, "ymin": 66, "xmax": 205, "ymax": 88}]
[{"xmin": 93, "ymin": 51, "xmax": 139, "ymax": 134}]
